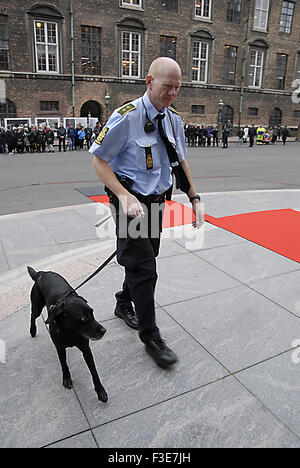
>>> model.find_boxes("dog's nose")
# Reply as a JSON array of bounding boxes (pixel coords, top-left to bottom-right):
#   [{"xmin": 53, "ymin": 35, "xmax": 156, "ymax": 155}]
[{"xmin": 99, "ymin": 326, "xmax": 106, "ymax": 337}]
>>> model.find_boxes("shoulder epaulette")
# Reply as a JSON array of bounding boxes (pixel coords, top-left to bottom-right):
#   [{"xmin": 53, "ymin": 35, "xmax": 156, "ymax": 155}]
[
  {"xmin": 169, "ymin": 106, "xmax": 182, "ymax": 119},
  {"xmin": 118, "ymin": 103, "xmax": 136, "ymax": 117}
]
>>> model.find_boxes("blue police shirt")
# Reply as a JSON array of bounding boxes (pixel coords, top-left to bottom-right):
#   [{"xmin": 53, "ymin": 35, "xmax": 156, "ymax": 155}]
[{"xmin": 89, "ymin": 92, "xmax": 187, "ymax": 196}]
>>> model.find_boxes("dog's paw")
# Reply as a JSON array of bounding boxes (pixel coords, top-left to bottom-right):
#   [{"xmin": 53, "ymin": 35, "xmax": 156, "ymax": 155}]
[
  {"xmin": 63, "ymin": 378, "xmax": 73, "ymax": 390},
  {"xmin": 96, "ymin": 388, "xmax": 108, "ymax": 403},
  {"xmin": 30, "ymin": 326, "xmax": 37, "ymax": 338}
]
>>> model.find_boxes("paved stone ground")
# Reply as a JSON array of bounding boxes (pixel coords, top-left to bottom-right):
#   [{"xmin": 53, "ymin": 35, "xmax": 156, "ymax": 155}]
[{"xmin": 1, "ymin": 191, "xmax": 300, "ymax": 448}]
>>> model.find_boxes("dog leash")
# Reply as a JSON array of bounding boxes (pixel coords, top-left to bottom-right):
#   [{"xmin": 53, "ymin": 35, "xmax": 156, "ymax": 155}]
[{"xmin": 50, "ymin": 214, "xmax": 126, "ymax": 310}]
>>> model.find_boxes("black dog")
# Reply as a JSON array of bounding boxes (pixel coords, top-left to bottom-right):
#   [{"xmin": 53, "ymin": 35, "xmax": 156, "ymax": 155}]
[{"xmin": 27, "ymin": 266, "xmax": 108, "ymax": 403}]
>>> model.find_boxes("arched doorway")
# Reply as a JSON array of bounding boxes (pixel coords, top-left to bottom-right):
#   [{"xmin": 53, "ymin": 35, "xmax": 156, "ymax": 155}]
[
  {"xmin": 80, "ymin": 100, "xmax": 102, "ymax": 121},
  {"xmin": 222, "ymin": 105, "xmax": 234, "ymax": 126},
  {"xmin": 269, "ymin": 108, "xmax": 282, "ymax": 127}
]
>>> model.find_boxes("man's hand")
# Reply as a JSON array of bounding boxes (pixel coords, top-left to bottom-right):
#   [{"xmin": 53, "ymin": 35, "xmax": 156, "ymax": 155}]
[
  {"xmin": 192, "ymin": 200, "xmax": 205, "ymax": 229},
  {"xmin": 119, "ymin": 193, "xmax": 145, "ymax": 219}
]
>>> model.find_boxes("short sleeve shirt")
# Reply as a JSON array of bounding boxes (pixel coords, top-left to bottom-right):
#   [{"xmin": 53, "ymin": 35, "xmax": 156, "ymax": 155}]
[{"xmin": 89, "ymin": 92, "xmax": 187, "ymax": 196}]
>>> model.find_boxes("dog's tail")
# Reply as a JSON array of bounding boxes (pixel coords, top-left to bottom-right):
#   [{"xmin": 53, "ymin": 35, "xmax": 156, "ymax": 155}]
[{"xmin": 27, "ymin": 266, "xmax": 38, "ymax": 281}]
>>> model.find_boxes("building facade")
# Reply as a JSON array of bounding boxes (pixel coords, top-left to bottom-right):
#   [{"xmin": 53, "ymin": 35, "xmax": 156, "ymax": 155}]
[{"xmin": 0, "ymin": 0, "xmax": 300, "ymax": 129}]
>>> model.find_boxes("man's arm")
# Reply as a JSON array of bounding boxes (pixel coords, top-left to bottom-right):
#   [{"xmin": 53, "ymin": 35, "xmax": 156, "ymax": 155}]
[
  {"xmin": 180, "ymin": 159, "xmax": 204, "ymax": 229},
  {"xmin": 92, "ymin": 156, "xmax": 144, "ymax": 218}
]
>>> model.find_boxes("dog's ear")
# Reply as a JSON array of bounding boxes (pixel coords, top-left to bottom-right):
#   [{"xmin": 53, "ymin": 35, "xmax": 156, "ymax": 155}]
[{"xmin": 45, "ymin": 301, "xmax": 67, "ymax": 325}]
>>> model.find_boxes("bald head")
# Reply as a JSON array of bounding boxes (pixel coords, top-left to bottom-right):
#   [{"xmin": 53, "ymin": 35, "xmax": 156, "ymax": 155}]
[
  {"xmin": 148, "ymin": 57, "xmax": 182, "ymax": 80},
  {"xmin": 146, "ymin": 57, "xmax": 182, "ymax": 111}
]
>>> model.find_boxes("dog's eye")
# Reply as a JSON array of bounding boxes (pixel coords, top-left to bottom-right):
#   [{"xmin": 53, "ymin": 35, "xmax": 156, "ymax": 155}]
[{"xmin": 81, "ymin": 316, "xmax": 88, "ymax": 322}]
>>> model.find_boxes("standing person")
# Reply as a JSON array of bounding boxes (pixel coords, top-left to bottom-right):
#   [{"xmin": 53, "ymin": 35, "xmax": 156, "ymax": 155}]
[
  {"xmin": 212, "ymin": 126, "xmax": 219, "ymax": 147},
  {"xmin": 256, "ymin": 125, "xmax": 266, "ymax": 145},
  {"xmin": 78, "ymin": 126, "xmax": 86, "ymax": 150},
  {"xmin": 282, "ymin": 126, "xmax": 289, "ymax": 145},
  {"xmin": 85, "ymin": 123, "xmax": 93, "ymax": 149},
  {"xmin": 90, "ymin": 57, "xmax": 204, "ymax": 368},
  {"xmin": 67, "ymin": 124, "xmax": 76, "ymax": 151},
  {"xmin": 236, "ymin": 128, "xmax": 244, "ymax": 147},
  {"xmin": 0, "ymin": 126, "xmax": 6, "ymax": 153},
  {"xmin": 93, "ymin": 122, "xmax": 101, "ymax": 141},
  {"xmin": 45, "ymin": 126, "xmax": 55, "ymax": 153},
  {"xmin": 249, "ymin": 124, "xmax": 256, "ymax": 147},
  {"xmin": 206, "ymin": 126, "xmax": 213, "ymax": 147},
  {"xmin": 222, "ymin": 125, "xmax": 229, "ymax": 148},
  {"xmin": 243, "ymin": 125, "xmax": 249, "ymax": 143},
  {"xmin": 5, "ymin": 126, "xmax": 16, "ymax": 155},
  {"xmin": 57, "ymin": 122, "xmax": 67, "ymax": 152}
]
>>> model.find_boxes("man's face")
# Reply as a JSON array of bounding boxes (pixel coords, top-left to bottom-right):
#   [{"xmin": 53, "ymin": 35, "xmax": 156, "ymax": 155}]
[{"xmin": 147, "ymin": 69, "xmax": 181, "ymax": 111}]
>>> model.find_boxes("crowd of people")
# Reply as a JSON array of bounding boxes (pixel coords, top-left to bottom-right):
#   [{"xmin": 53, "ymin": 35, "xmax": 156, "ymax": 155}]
[
  {"xmin": 184, "ymin": 122, "xmax": 291, "ymax": 148},
  {"xmin": 0, "ymin": 119, "xmax": 292, "ymax": 156},
  {"xmin": 0, "ymin": 121, "xmax": 105, "ymax": 155}
]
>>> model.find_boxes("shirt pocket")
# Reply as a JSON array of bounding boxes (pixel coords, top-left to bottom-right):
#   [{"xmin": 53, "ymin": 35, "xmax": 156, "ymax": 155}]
[{"xmin": 135, "ymin": 136, "xmax": 158, "ymax": 171}]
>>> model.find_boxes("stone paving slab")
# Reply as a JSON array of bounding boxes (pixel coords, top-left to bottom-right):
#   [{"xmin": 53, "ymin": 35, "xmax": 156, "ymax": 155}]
[
  {"xmin": 155, "ymin": 251, "xmax": 240, "ymax": 306},
  {"xmin": 249, "ymin": 270, "xmax": 300, "ymax": 318},
  {"xmin": 236, "ymin": 350, "xmax": 300, "ymax": 439},
  {"xmin": 196, "ymin": 241, "xmax": 300, "ymax": 284},
  {"xmin": 163, "ymin": 286, "xmax": 300, "ymax": 373},
  {"xmin": 92, "ymin": 377, "xmax": 300, "ymax": 448},
  {"xmin": 70, "ymin": 308, "xmax": 228, "ymax": 429},
  {"xmin": 0, "ymin": 307, "xmax": 90, "ymax": 448}
]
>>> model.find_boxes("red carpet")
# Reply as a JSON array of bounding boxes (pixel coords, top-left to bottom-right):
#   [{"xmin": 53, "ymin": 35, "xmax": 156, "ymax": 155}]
[
  {"xmin": 89, "ymin": 195, "xmax": 300, "ymax": 263},
  {"xmin": 89, "ymin": 196, "xmax": 196, "ymax": 229},
  {"xmin": 205, "ymin": 209, "xmax": 300, "ymax": 263}
]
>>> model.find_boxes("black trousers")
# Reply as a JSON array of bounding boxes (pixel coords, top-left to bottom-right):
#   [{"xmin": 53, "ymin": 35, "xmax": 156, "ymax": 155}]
[
  {"xmin": 108, "ymin": 190, "xmax": 165, "ymax": 343},
  {"xmin": 58, "ymin": 137, "xmax": 66, "ymax": 152}
]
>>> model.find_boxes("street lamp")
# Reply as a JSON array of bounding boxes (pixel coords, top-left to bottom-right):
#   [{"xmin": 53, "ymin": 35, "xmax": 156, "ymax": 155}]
[
  {"xmin": 218, "ymin": 99, "xmax": 224, "ymax": 129},
  {"xmin": 105, "ymin": 92, "xmax": 111, "ymax": 123}
]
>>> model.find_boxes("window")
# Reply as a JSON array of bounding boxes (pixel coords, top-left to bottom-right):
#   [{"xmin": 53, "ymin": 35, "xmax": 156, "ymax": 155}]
[
  {"xmin": 294, "ymin": 110, "xmax": 300, "ymax": 119},
  {"xmin": 34, "ymin": 20, "xmax": 59, "ymax": 73},
  {"xmin": 192, "ymin": 41, "xmax": 209, "ymax": 83},
  {"xmin": 276, "ymin": 54, "xmax": 288, "ymax": 90},
  {"xmin": 161, "ymin": 0, "xmax": 178, "ymax": 12},
  {"xmin": 249, "ymin": 49, "xmax": 264, "ymax": 88},
  {"xmin": 253, "ymin": 0, "xmax": 270, "ymax": 30},
  {"xmin": 226, "ymin": 0, "xmax": 242, "ymax": 24},
  {"xmin": 121, "ymin": 31, "xmax": 141, "ymax": 78},
  {"xmin": 269, "ymin": 108, "xmax": 282, "ymax": 127},
  {"xmin": 296, "ymin": 53, "xmax": 300, "ymax": 80},
  {"xmin": 248, "ymin": 107, "xmax": 259, "ymax": 116},
  {"xmin": 195, "ymin": 0, "xmax": 212, "ymax": 20},
  {"xmin": 0, "ymin": 15, "xmax": 10, "ymax": 70},
  {"xmin": 0, "ymin": 99, "xmax": 16, "ymax": 119},
  {"xmin": 121, "ymin": 0, "xmax": 142, "ymax": 7},
  {"xmin": 160, "ymin": 36, "xmax": 177, "ymax": 60},
  {"xmin": 280, "ymin": 1, "xmax": 295, "ymax": 33},
  {"xmin": 40, "ymin": 101, "xmax": 59, "ymax": 112},
  {"xmin": 223, "ymin": 46, "xmax": 237, "ymax": 85},
  {"xmin": 192, "ymin": 105, "xmax": 205, "ymax": 114},
  {"xmin": 81, "ymin": 26, "xmax": 101, "ymax": 75},
  {"xmin": 222, "ymin": 105, "xmax": 234, "ymax": 125}
]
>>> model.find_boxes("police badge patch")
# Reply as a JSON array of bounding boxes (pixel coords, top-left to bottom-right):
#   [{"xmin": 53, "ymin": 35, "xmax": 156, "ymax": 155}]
[{"xmin": 95, "ymin": 127, "xmax": 109, "ymax": 145}]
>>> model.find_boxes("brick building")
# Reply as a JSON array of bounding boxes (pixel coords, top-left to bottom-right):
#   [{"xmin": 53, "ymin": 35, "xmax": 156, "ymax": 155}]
[{"xmin": 0, "ymin": 0, "xmax": 300, "ymax": 129}]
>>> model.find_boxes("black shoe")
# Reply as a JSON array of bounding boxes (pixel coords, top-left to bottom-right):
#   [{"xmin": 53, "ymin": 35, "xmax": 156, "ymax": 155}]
[
  {"xmin": 114, "ymin": 303, "xmax": 138, "ymax": 330},
  {"xmin": 145, "ymin": 339, "xmax": 178, "ymax": 368}
]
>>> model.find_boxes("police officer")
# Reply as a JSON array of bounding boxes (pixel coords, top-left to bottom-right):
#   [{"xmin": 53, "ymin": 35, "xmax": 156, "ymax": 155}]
[{"xmin": 90, "ymin": 57, "xmax": 204, "ymax": 368}]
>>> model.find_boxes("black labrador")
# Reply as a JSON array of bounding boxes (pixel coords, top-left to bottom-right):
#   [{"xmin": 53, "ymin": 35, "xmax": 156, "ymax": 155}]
[{"xmin": 27, "ymin": 266, "xmax": 108, "ymax": 403}]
